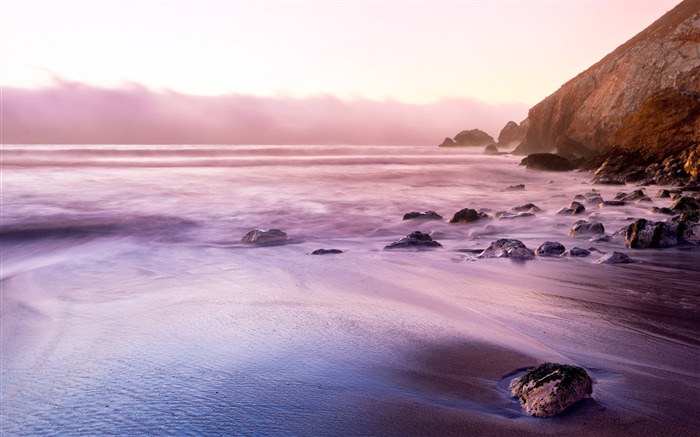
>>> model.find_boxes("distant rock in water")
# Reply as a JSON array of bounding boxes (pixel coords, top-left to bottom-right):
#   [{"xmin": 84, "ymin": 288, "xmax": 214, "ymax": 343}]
[
  {"xmin": 505, "ymin": 184, "xmax": 525, "ymax": 191},
  {"xmin": 536, "ymin": 241, "xmax": 566, "ymax": 257},
  {"xmin": 596, "ymin": 251, "xmax": 633, "ymax": 264},
  {"xmin": 569, "ymin": 220, "xmax": 605, "ymax": 237},
  {"xmin": 384, "ymin": 231, "xmax": 442, "ymax": 249},
  {"xmin": 478, "ymin": 239, "xmax": 535, "ymax": 260},
  {"xmin": 403, "ymin": 211, "xmax": 443, "ymax": 221},
  {"xmin": 512, "ymin": 203, "xmax": 542, "ymax": 213},
  {"xmin": 497, "ymin": 120, "xmax": 525, "ymax": 146},
  {"xmin": 563, "ymin": 247, "xmax": 591, "ymax": 257},
  {"xmin": 512, "ymin": 1, "xmax": 700, "ymax": 186},
  {"xmin": 439, "ymin": 129, "xmax": 496, "ymax": 147},
  {"xmin": 625, "ymin": 218, "xmax": 698, "ymax": 248},
  {"xmin": 483, "ymin": 144, "xmax": 501, "ymax": 155},
  {"xmin": 311, "ymin": 249, "xmax": 343, "ymax": 255},
  {"xmin": 556, "ymin": 201, "xmax": 585, "ymax": 216},
  {"xmin": 509, "ymin": 362, "xmax": 593, "ymax": 418},
  {"xmin": 520, "ymin": 153, "xmax": 575, "ymax": 172},
  {"xmin": 241, "ymin": 229, "xmax": 288, "ymax": 245},
  {"xmin": 450, "ymin": 208, "xmax": 487, "ymax": 224}
]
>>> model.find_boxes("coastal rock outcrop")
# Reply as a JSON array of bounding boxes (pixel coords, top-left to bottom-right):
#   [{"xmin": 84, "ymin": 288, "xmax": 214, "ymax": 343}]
[
  {"xmin": 509, "ymin": 362, "xmax": 593, "ymax": 418},
  {"xmin": 439, "ymin": 129, "xmax": 496, "ymax": 147},
  {"xmin": 241, "ymin": 229, "xmax": 288, "ymax": 245},
  {"xmin": 384, "ymin": 231, "xmax": 442, "ymax": 249},
  {"xmin": 625, "ymin": 218, "xmax": 698, "ymax": 248},
  {"xmin": 403, "ymin": 211, "xmax": 443, "ymax": 220},
  {"xmin": 512, "ymin": 0, "xmax": 700, "ymax": 183},
  {"xmin": 478, "ymin": 239, "xmax": 535, "ymax": 260},
  {"xmin": 497, "ymin": 120, "xmax": 525, "ymax": 146},
  {"xmin": 483, "ymin": 144, "xmax": 501, "ymax": 155},
  {"xmin": 520, "ymin": 153, "xmax": 575, "ymax": 172}
]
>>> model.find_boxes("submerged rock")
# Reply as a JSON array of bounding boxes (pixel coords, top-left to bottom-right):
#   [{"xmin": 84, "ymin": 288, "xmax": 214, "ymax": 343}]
[
  {"xmin": 569, "ymin": 220, "xmax": 605, "ymax": 237},
  {"xmin": 557, "ymin": 201, "xmax": 585, "ymax": 216},
  {"xmin": 589, "ymin": 234, "xmax": 612, "ymax": 243},
  {"xmin": 495, "ymin": 211, "xmax": 535, "ymax": 220},
  {"xmin": 509, "ymin": 362, "xmax": 593, "ymax": 418},
  {"xmin": 625, "ymin": 218, "xmax": 698, "ymax": 248},
  {"xmin": 600, "ymin": 200, "xmax": 626, "ymax": 207},
  {"xmin": 564, "ymin": 247, "xmax": 591, "ymax": 257},
  {"xmin": 596, "ymin": 251, "xmax": 632, "ymax": 264},
  {"xmin": 384, "ymin": 231, "xmax": 442, "ymax": 249},
  {"xmin": 403, "ymin": 211, "xmax": 443, "ymax": 220},
  {"xmin": 650, "ymin": 206, "xmax": 675, "ymax": 215},
  {"xmin": 513, "ymin": 203, "xmax": 542, "ymax": 213},
  {"xmin": 536, "ymin": 241, "xmax": 566, "ymax": 257},
  {"xmin": 241, "ymin": 229, "xmax": 288, "ymax": 245},
  {"xmin": 520, "ymin": 153, "xmax": 575, "ymax": 172},
  {"xmin": 478, "ymin": 239, "xmax": 535, "ymax": 260},
  {"xmin": 450, "ymin": 208, "xmax": 487, "ymax": 224},
  {"xmin": 505, "ymin": 184, "xmax": 526, "ymax": 191},
  {"xmin": 311, "ymin": 249, "xmax": 343, "ymax": 255}
]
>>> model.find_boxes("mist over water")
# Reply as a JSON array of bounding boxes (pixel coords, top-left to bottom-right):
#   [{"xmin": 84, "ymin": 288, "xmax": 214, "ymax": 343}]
[{"xmin": 2, "ymin": 145, "xmax": 699, "ymax": 435}]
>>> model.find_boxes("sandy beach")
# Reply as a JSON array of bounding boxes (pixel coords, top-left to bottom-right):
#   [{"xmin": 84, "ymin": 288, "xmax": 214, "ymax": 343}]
[{"xmin": 2, "ymin": 145, "xmax": 699, "ymax": 435}]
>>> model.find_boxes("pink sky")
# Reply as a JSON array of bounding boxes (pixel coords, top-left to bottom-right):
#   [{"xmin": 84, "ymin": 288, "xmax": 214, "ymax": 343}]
[{"xmin": 0, "ymin": 1, "xmax": 682, "ymax": 144}]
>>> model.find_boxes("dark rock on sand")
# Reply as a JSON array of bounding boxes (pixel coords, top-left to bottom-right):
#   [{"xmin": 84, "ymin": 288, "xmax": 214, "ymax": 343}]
[
  {"xmin": 596, "ymin": 251, "xmax": 632, "ymax": 264},
  {"xmin": 520, "ymin": 153, "xmax": 575, "ymax": 172},
  {"xmin": 625, "ymin": 218, "xmax": 698, "ymax": 248},
  {"xmin": 241, "ymin": 229, "xmax": 288, "ymax": 245},
  {"xmin": 384, "ymin": 231, "xmax": 442, "ymax": 249},
  {"xmin": 450, "ymin": 208, "xmax": 487, "ymax": 224},
  {"xmin": 557, "ymin": 201, "xmax": 585, "ymax": 216},
  {"xmin": 403, "ymin": 211, "xmax": 443, "ymax": 221},
  {"xmin": 536, "ymin": 241, "xmax": 566, "ymax": 257},
  {"xmin": 513, "ymin": 203, "xmax": 542, "ymax": 213},
  {"xmin": 311, "ymin": 249, "xmax": 343, "ymax": 255},
  {"xmin": 483, "ymin": 144, "xmax": 501, "ymax": 155},
  {"xmin": 569, "ymin": 220, "xmax": 605, "ymax": 237},
  {"xmin": 478, "ymin": 239, "xmax": 535, "ymax": 260},
  {"xmin": 505, "ymin": 184, "xmax": 526, "ymax": 191},
  {"xmin": 509, "ymin": 362, "xmax": 593, "ymax": 418}
]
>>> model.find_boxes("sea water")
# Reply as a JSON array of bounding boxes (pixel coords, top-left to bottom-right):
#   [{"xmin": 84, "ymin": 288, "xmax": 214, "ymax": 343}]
[{"xmin": 1, "ymin": 144, "xmax": 699, "ymax": 435}]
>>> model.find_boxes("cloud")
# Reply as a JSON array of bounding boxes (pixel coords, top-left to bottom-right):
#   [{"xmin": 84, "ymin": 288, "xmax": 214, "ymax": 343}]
[{"xmin": 1, "ymin": 81, "xmax": 528, "ymax": 145}]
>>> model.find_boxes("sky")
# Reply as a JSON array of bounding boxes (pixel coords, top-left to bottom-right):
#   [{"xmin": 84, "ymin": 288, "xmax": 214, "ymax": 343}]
[{"xmin": 0, "ymin": 0, "xmax": 683, "ymax": 145}]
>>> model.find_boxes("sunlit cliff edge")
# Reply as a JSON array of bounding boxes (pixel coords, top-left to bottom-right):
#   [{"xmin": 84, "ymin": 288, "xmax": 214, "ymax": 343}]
[{"xmin": 514, "ymin": 0, "xmax": 700, "ymax": 177}]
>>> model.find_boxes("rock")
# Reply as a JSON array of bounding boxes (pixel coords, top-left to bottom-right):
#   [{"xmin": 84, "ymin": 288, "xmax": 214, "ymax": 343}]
[
  {"xmin": 509, "ymin": 362, "xmax": 593, "ymax": 418},
  {"xmin": 495, "ymin": 211, "xmax": 535, "ymax": 219},
  {"xmin": 638, "ymin": 196, "xmax": 653, "ymax": 202},
  {"xmin": 453, "ymin": 129, "xmax": 496, "ymax": 147},
  {"xmin": 593, "ymin": 177, "xmax": 626, "ymax": 185},
  {"xmin": 450, "ymin": 208, "xmax": 486, "ymax": 224},
  {"xmin": 589, "ymin": 234, "xmax": 611, "ymax": 243},
  {"xmin": 557, "ymin": 201, "xmax": 585, "ymax": 215},
  {"xmin": 650, "ymin": 206, "xmax": 675, "ymax": 215},
  {"xmin": 536, "ymin": 241, "xmax": 566, "ymax": 256},
  {"xmin": 311, "ymin": 249, "xmax": 343, "ymax": 255},
  {"xmin": 478, "ymin": 239, "xmax": 535, "ymax": 260},
  {"xmin": 625, "ymin": 218, "xmax": 697, "ymax": 248},
  {"xmin": 585, "ymin": 195, "xmax": 603, "ymax": 205},
  {"xmin": 573, "ymin": 194, "xmax": 586, "ymax": 201},
  {"xmin": 512, "ymin": 203, "xmax": 542, "ymax": 213},
  {"xmin": 384, "ymin": 231, "xmax": 442, "ymax": 249},
  {"xmin": 599, "ymin": 200, "xmax": 626, "ymax": 207},
  {"xmin": 564, "ymin": 247, "xmax": 591, "ymax": 257},
  {"xmin": 403, "ymin": 211, "xmax": 443, "ymax": 220},
  {"xmin": 438, "ymin": 137, "xmax": 456, "ymax": 147},
  {"xmin": 671, "ymin": 196, "xmax": 700, "ymax": 212},
  {"xmin": 497, "ymin": 120, "xmax": 524, "ymax": 146},
  {"xmin": 569, "ymin": 220, "xmax": 605, "ymax": 237},
  {"xmin": 483, "ymin": 144, "xmax": 501, "ymax": 155},
  {"xmin": 655, "ymin": 189, "xmax": 671, "ymax": 198},
  {"xmin": 520, "ymin": 153, "xmax": 576, "ymax": 171},
  {"xmin": 621, "ymin": 189, "xmax": 647, "ymax": 201},
  {"xmin": 673, "ymin": 210, "xmax": 700, "ymax": 223},
  {"xmin": 596, "ymin": 251, "xmax": 632, "ymax": 264},
  {"xmin": 512, "ymin": 1, "xmax": 700, "ymax": 162},
  {"xmin": 241, "ymin": 229, "xmax": 288, "ymax": 245},
  {"xmin": 505, "ymin": 184, "xmax": 525, "ymax": 191}
]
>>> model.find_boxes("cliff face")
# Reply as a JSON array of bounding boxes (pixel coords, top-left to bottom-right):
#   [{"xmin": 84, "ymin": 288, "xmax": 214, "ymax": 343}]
[{"xmin": 514, "ymin": 0, "xmax": 700, "ymax": 164}]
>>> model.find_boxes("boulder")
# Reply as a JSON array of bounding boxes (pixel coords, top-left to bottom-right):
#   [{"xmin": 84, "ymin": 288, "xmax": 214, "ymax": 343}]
[
  {"xmin": 241, "ymin": 229, "xmax": 288, "ymax": 245},
  {"xmin": 403, "ymin": 211, "xmax": 443, "ymax": 220},
  {"xmin": 520, "ymin": 153, "xmax": 576, "ymax": 172},
  {"xmin": 569, "ymin": 220, "xmax": 605, "ymax": 237},
  {"xmin": 671, "ymin": 196, "xmax": 700, "ymax": 212},
  {"xmin": 453, "ymin": 129, "xmax": 496, "ymax": 147},
  {"xmin": 650, "ymin": 206, "xmax": 675, "ymax": 215},
  {"xmin": 478, "ymin": 239, "xmax": 535, "ymax": 260},
  {"xmin": 483, "ymin": 144, "xmax": 501, "ymax": 155},
  {"xmin": 625, "ymin": 218, "xmax": 698, "ymax": 248},
  {"xmin": 513, "ymin": 203, "xmax": 542, "ymax": 213},
  {"xmin": 596, "ymin": 251, "xmax": 632, "ymax": 264},
  {"xmin": 536, "ymin": 241, "xmax": 566, "ymax": 257},
  {"xmin": 495, "ymin": 211, "xmax": 535, "ymax": 220},
  {"xmin": 509, "ymin": 363, "xmax": 593, "ymax": 418},
  {"xmin": 450, "ymin": 208, "xmax": 486, "ymax": 224},
  {"xmin": 564, "ymin": 247, "xmax": 591, "ymax": 257},
  {"xmin": 589, "ymin": 234, "xmax": 612, "ymax": 243},
  {"xmin": 556, "ymin": 201, "xmax": 585, "ymax": 215},
  {"xmin": 384, "ymin": 231, "xmax": 442, "ymax": 249}
]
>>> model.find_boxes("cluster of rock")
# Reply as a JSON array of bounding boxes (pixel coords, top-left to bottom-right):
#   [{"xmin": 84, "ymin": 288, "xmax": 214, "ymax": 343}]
[
  {"xmin": 510, "ymin": 363, "xmax": 593, "ymax": 418},
  {"xmin": 384, "ymin": 231, "xmax": 442, "ymax": 249},
  {"xmin": 438, "ymin": 129, "xmax": 496, "ymax": 148}
]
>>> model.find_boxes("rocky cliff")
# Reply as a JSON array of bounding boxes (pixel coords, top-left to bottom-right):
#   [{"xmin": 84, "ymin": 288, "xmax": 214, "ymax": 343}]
[{"xmin": 514, "ymin": 0, "xmax": 700, "ymax": 168}]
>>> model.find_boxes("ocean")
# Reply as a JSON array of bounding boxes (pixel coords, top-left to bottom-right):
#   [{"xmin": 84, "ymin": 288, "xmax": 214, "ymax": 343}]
[{"xmin": 1, "ymin": 144, "xmax": 699, "ymax": 435}]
